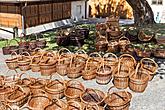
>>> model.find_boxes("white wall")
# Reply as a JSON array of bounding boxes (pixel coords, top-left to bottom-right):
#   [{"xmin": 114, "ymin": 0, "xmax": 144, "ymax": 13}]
[
  {"xmin": 71, "ymin": 1, "xmax": 86, "ymax": 20},
  {"xmin": 147, "ymin": 0, "xmax": 165, "ymax": 23}
]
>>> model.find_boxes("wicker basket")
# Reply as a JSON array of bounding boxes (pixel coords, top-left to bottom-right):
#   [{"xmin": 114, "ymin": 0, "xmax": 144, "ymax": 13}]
[
  {"xmin": 16, "ymin": 73, "xmax": 31, "ymax": 87},
  {"xmin": 154, "ymin": 45, "xmax": 165, "ymax": 58},
  {"xmin": 64, "ymin": 80, "xmax": 85, "ymax": 102},
  {"xmin": 107, "ymin": 40, "xmax": 119, "ymax": 53},
  {"xmin": 6, "ymin": 85, "xmax": 30, "ymax": 108},
  {"xmin": 80, "ymin": 88, "xmax": 106, "ymax": 107},
  {"xmin": 119, "ymin": 54, "xmax": 136, "ymax": 72},
  {"xmin": 88, "ymin": 52, "xmax": 102, "ymax": 69},
  {"xmin": 44, "ymin": 98, "xmax": 67, "ymax": 110},
  {"xmin": 27, "ymin": 93, "xmax": 51, "ymax": 110},
  {"xmin": 113, "ymin": 61, "xmax": 130, "ymax": 89},
  {"xmin": 45, "ymin": 74, "xmax": 65, "ymax": 99},
  {"xmin": 30, "ymin": 56, "xmax": 41, "ymax": 72},
  {"xmin": 140, "ymin": 58, "xmax": 158, "ymax": 81},
  {"xmin": 57, "ymin": 48, "xmax": 73, "ymax": 71},
  {"xmin": 105, "ymin": 86, "xmax": 132, "ymax": 110},
  {"xmin": 36, "ymin": 34, "xmax": 47, "ymax": 49},
  {"xmin": 39, "ymin": 52, "xmax": 56, "ymax": 76},
  {"xmin": 5, "ymin": 52, "xmax": 18, "ymax": 70},
  {"xmin": 138, "ymin": 30, "xmax": 154, "ymax": 42},
  {"xmin": 155, "ymin": 29, "xmax": 165, "ymax": 44},
  {"xmin": 67, "ymin": 55, "xmax": 85, "ymax": 79},
  {"xmin": 118, "ymin": 37, "xmax": 130, "ymax": 52},
  {"xmin": 96, "ymin": 62, "xmax": 112, "ymax": 85},
  {"xmin": 129, "ymin": 63, "xmax": 149, "ymax": 92},
  {"xmin": 0, "ymin": 85, "xmax": 15, "ymax": 102},
  {"xmin": 17, "ymin": 52, "xmax": 31, "ymax": 71},
  {"xmin": 82, "ymin": 57, "xmax": 97, "ymax": 80},
  {"xmin": 103, "ymin": 53, "xmax": 118, "ymax": 75},
  {"xmin": 29, "ymin": 78, "xmax": 46, "ymax": 95},
  {"xmin": 83, "ymin": 103, "xmax": 104, "ymax": 110}
]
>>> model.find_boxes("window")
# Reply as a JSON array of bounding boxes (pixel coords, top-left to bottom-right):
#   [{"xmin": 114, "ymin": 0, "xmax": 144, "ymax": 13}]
[
  {"xmin": 77, "ymin": 5, "xmax": 82, "ymax": 14},
  {"xmin": 152, "ymin": 0, "xmax": 163, "ymax": 5}
]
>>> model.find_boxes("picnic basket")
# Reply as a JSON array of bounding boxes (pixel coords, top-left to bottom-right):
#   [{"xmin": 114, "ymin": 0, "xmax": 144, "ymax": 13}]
[
  {"xmin": 140, "ymin": 58, "xmax": 158, "ymax": 81},
  {"xmin": 105, "ymin": 86, "xmax": 132, "ymax": 110},
  {"xmin": 129, "ymin": 63, "xmax": 150, "ymax": 92},
  {"xmin": 45, "ymin": 74, "xmax": 65, "ymax": 99},
  {"xmin": 64, "ymin": 80, "xmax": 85, "ymax": 102}
]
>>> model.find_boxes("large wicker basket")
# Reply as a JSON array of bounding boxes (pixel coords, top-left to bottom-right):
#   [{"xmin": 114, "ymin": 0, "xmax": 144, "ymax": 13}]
[
  {"xmin": 129, "ymin": 63, "xmax": 149, "ymax": 92},
  {"xmin": 105, "ymin": 86, "xmax": 132, "ymax": 110},
  {"xmin": 5, "ymin": 52, "xmax": 18, "ymax": 70},
  {"xmin": 113, "ymin": 61, "xmax": 130, "ymax": 89},
  {"xmin": 118, "ymin": 37, "xmax": 130, "ymax": 52},
  {"xmin": 6, "ymin": 85, "xmax": 30, "ymax": 108},
  {"xmin": 45, "ymin": 74, "xmax": 65, "ymax": 99},
  {"xmin": 64, "ymin": 80, "xmax": 85, "ymax": 102},
  {"xmin": 140, "ymin": 58, "xmax": 158, "ymax": 81}
]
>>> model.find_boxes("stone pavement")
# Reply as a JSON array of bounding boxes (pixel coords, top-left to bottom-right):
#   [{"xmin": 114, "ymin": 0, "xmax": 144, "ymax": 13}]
[{"xmin": 0, "ymin": 49, "xmax": 165, "ymax": 110}]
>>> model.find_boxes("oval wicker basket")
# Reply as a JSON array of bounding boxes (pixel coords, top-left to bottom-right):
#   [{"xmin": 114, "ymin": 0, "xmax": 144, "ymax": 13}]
[
  {"xmin": 6, "ymin": 85, "xmax": 30, "ymax": 108},
  {"xmin": 105, "ymin": 86, "xmax": 132, "ymax": 110},
  {"xmin": 80, "ymin": 88, "xmax": 106, "ymax": 107},
  {"xmin": 29, "ymin": 78, "xmax": 46, "ymax": 95},
  {"xmin": 64, "ymin": 80, "xmax": 85, "ymax": 102},
  {"xmin": 39, "ymin": 51, "xmax": 56, "ymax": 76},
  {"xmin": 129, "ymin": 63, "xmax": 149, "ymax": 92},
  {"xmin": 27, "ymin": 93, "xmax": 51, "ymax": 110},
  {"xmin": 96, "ymin": 62, "xmax": 112, "ymax": 85},
  {"xmin": 45, "ymin": 74, "xmax": 65, "ymax": 99},
  {"xmin": 113, "ymin": 61, "xmax": 130, "ymax": 89},
  {"xmin": 5, "ymin": 52, "xmax": 18, "ymax": 70},
  {"xmin": 103, "ymin": 53, "xmax": 118, "ymax": 74},
  {"xmin": 140, "ymin": 58, "xmax": 158, "ymax": 81},
  {"xmin": 118, "ymin": 37, "xmax": 130, "ymax": 52},
  {"xmin": 107, "ymin": 40, "xmax": 119, "ymax": 53},
  {"xmin": 17, "ymin": 52, "xmax": 31, "ymax": 71},
  {"xmin": 138, "ymin": 30, "xmax": 154, "ymax": 42}
]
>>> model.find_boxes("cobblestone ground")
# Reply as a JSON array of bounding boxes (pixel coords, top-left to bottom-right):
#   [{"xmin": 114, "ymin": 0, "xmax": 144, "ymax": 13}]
[{"xmin": 0, "ymin": 49, "xmax": 165, "ymax": 110}]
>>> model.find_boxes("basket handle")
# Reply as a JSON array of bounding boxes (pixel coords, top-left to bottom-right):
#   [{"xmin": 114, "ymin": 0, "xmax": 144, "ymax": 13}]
[
  {"xmin": 119, "ymin": 36, "xmax": 130, "ymax": 42},
  {"xmin": 89, "ymin": 52, "xmax": 102, "ymax": 58},
  {"xmin": 20, "ymin": 51, "xmax": 31, "ymax": 57},
  {"xmin": 75, "ymin": 49, "xmax": 87, "ymax": 55},
  {"xmin": 10, "ymin": 51, "xmax": 18, "ymax": 59},
  {"xmin": 103, "ymin": 52, "xmax": 118, "ymax": 60},
  {"xmin": 140, "ymin": 58, "xmax": 158, "ymax": 73},
  {"xmin": 19, "ymin": 72, "xmax": 31, "ymax": 80},
  {"xmin": 8, "ymin": 39, "xmax": 19, "ymax": 46},
  {"xmin": 58, "ymin": 48, "xmax": 71, "ymax": 57},
  {"xmin": 85, "ymin": 88, "xmax": 102, "ymax": 103},
  {"xmin": 39, "ymin": 51, "xmax": 54, "ymax": 61},
  {"xmin": 49, "ymin": 73, "xmax": 65, "ymax": 86},
  {"xmin": 108, "ymin": 86, "xmax": 130, "ymax": 101},
  {"xmin": 67, "ymin": 100, "xmax": 82, "ymax": 110},
  {"xmin": 51, "ymin": 98, "xmax": 63, "ymax": 108},
  {"xmin": 30, "ymin": 55, "xmax": 41, "ymax": 65},
  {"xmin": 4, "ymin": 70, "xmax": 19, "ymax": 83},
  {"xmin": 119, "ymin": 54, "xmax": 136, "ymax": 65}
]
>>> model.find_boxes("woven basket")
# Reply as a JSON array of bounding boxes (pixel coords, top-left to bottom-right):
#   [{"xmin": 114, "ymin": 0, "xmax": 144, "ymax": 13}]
[
  {"xmin": 17, "ymin": 52, "xmax": 31, "ymax": 71},
  {"xmin": 0, "ymin": 85, "xmax": 15, "ymax": 102},
  {"xmin": 119, "ymin": 54, "xmax": 136, "ymax": 72},
  {"xmin": 140, "ymin": 58, "xmax": 158, "ymax": 81},
  {"xmin": 82, "ymin": 57, "xmax": 97, "ymax": 80},
  {"xmin": 118, "ymin": 37, "xmax": 130, "ymax": 52},
  {"xmin": 57, "ymin": 48, "xmax": 73, "ymax": 70},
  {"xmin": 129, "ymin": 63, "xmax": 149, "ymax": 92},
  {"xmin": 45, "ymin": 74, "xmax": 65, "ymax": 99},
  {"xmin": 80, "ymin": 88, "xmax": 106, "ymax": 107},
  {"xmin": 83, "ymin": 103, "xmax": 104, "ymax": 110},
  {"xmin": 107, "ymin": 40, "xmax": 119, "ymax": 53},
  {"xmin": 30, "ymin": 56, "xmax": 41, "ymax": 72},
  {"xmin": 105, "ymin": 86, "xmax": 132, "ymax": 110},
  {"xmin": 29, "ymin": 78, "xmax": 46, "ymax": 95},
  {"xmin": 103, "ymin": 53, "xmax": 118, "ymax": 75},
  {"xmin": 96, "ymin": 62, "xmax": 112, "ymax": 85},
  {"xmin": 5, "ymin": 52, "xmax": 18, "ymax": 70},
  {"xmin": 153, "ymin": 45, "xmax": 165, "ymax": 58},
  {"xmin": 56, "ymin": 48, "xmax": 72, "ymax": 76},
  {"xmin": 16, "ymin": 73, "xmax": 31, "ymax": 87},
  {"xmin": 64, "ymin": 80, "xmax": 85, "ymax": 102},
  {"xmin": 67, "ymin": 55, "xmax": 85, "ymax": 79},
  {"xmin": 88, "ymin": 52, "xmax": 102, "ymax": 69},
  {"xmin": 39, "ymin": 52, "xmax": 56, "ymax": 76},
  {"xmin": 6, "ymin": 85, "xmax": 30, "ymax": 108},
  {"xmin": 138, "ymin": 30, "xmax": 153, "ymax": 42},
  {"xmin": 44, "ymin": 98, "xmax": 67, "ymax": 110},
  {"xmin": 113, "ymin": 61, "xmax": 130, "ymax": 89},
  {"xmin": 155, "ymin": 29, "xmax": 165, "ymax": 44},
  {"xmin": 36, "ymin": 34, "xmax": 47, "ymax": 49},
  {"xmin": 27, "ymin": 93, "xmax": 51, "ymax": 110},
  {"xmin": 75, "ymin": 49, "xmax": 88, "ymax": 65}
]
